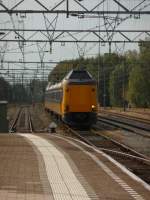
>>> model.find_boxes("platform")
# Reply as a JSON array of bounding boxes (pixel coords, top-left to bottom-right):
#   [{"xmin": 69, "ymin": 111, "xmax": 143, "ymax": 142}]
[{"xmin": 0, "ymin": 133, "xmax": 149, "ymax": 200}]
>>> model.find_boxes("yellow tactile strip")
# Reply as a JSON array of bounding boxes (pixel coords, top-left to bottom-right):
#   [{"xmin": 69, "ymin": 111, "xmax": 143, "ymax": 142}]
[
  {"xmin": 41, "ymin": 133, "xmax": 150, "ymax": 200},
  {"xmin": 22, "ymin": 134, "xmax": 92, "ymax": 200},
  {"xmin": 0, "ymin": 134, "xmax": 53, "ymax": 200}
]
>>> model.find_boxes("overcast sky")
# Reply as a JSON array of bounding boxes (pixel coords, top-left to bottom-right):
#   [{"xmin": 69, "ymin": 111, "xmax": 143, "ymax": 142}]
[{"xmin": 0, "ymin": 0, "xmax": 150, "ymax": 81}]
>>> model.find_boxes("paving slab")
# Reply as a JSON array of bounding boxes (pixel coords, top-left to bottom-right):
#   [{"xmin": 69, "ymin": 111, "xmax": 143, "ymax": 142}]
[
  {"xmin": 0, "ymin": 133, "xmax": 149, "ymax": 200},
  {"xmin": 0, "ymin": 134, "xmax": 53, "ymax": 200},
  {"xmin": 40, "ymin": 133, "xmax": 150, "ymax": 200}
]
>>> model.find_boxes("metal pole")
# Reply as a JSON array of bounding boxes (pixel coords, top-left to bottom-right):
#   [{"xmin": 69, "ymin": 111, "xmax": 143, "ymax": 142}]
[
  {"xmin": 98, "ymin": 9, "xmax": 100, "ymax": 108},
  {"xmin": 109, "ymin": 42, "xmax": 111, "ymax": 54},
  {"xmin": 123, "ymin": 59, "xmax": 126, "ymax": 112},
  {"xmin": 103, "ymin": 64, "xmax": 106, "ymax": 109},
  {"xmin": 66, "ymin": 0, "xmax": 69, "ymax": 18}
]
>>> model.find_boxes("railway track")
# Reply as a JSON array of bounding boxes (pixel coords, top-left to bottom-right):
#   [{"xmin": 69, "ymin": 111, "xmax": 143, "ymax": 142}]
[
  {"xmin": 64, "ymin": 126, "xmax": 150, "ymax": 184},
  {"xmin": 98, "ymin": 112, "xmax": 150, "ymax": 138},
  {"xmin": 9, "ymin": 106, "xmax": 33, "ymax": 133},
  {"xmin": 100, "ymin": 110, "xmax": 150, "ymax": 125},
  {"xmin": 128, "ymin": 110, "xmax": 150, "ymax": 117}
]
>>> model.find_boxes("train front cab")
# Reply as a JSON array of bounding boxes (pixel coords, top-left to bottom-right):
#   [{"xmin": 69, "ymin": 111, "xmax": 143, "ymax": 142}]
[{"xmin": 62, "ymin": 79, "xmax": 97, "ymax": 128}]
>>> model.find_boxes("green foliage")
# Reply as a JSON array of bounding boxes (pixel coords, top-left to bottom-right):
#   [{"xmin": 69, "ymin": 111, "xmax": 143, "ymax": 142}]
[
  {"xmin": 0, "ymin": 77, "xmax": 12, "ymax": 102},
  {"xmin": 0, "ymin": 77, "xmax": 47, "ymax": 104},
  {"xmin": 109, "ymin": 65, "xmax": 125, "ymax": 106},
  {"xmin": 127, "ymin": 39, "xmax": 150, "ymax": 107},
  {"xmin": 47, "ymin": 38, "xmax": 150, "ymax": 108},
  {"xmin": 127, "ymin": 65, "xmax": 150, "ymax": 107},
  {"xmin": 30, "ymin": 80, "xmax": 47, "ymax": 103},
  {"xmin": 12, "ymin": 84, "xmax": 29, "ymax": 103},
  {"xmin": 48, "ymin": 54, "xmax": 121, "ymax": 106}
]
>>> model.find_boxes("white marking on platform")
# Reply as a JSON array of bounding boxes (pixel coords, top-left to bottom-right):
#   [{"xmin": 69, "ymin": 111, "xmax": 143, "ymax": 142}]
[
  {"xmin": 55, "ymin": 136, "xmax": 146, "ymax": 200},
  {"xmin": 21, "ymin": 134, "xmax": 91, "ymax": 200},
  {"xmin": 63, "ymin": 135, "xmax": 150, "ymax": 191}
]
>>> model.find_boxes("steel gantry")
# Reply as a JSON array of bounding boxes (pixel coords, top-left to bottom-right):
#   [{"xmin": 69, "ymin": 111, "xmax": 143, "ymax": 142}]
[
  {"xmin": 0, "ymin": 0, "xmax": 150, "ymax": 15},
  {"xmin": 0, "ymin": 0, "xmax": 150, "ymax": 44},
  {"xmin": 0, "ymin": 0, "xmax": 150, "ymax": 83},
  {"xmin": 0, "ymin": 29, "xmax": 150, "ymax": 43}
]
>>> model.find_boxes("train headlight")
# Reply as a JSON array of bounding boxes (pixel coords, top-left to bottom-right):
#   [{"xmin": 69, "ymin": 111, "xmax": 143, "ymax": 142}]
[{"xmin": 91, "ymin": 105, "xmax": 96, "ymax": 111}]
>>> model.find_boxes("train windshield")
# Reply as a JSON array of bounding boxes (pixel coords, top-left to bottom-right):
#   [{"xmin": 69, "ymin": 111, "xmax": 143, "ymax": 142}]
[{"xmin": 65, "ymin": 70, "xmax": 93, "ymax": 80}]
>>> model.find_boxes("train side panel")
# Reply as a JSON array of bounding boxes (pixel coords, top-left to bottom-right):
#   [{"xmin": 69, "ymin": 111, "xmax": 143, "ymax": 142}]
[
  {"xmin": 44, "ymin": 86, "xmax": 63, "ymax": 116},
  {"xmin": 45, "ymin": 101, "xmax": 62, "ymax": 115}
]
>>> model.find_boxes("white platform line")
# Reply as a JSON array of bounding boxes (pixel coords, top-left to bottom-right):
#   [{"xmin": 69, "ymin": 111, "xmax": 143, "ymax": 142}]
[
  {"xmin": 21, "ymin": 134, "xmax": 91, "ymax": 200},
  {"xmin": 55, "ymin": 136, "xmax": 146, "ymax": 200}
]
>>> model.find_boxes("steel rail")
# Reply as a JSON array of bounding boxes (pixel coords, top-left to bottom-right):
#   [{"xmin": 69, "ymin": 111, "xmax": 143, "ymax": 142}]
[
  {"xmin": 100, "ymin": 110, "xmax": 150, "ymax": 125},
  {"xmin": 63, "ymin": 128, "xmax": 150, "ymax": 184},
  {"xmin": 28, "ymin": 109, "xmax": 33, "ymax": 133},
  {"xmin": 92, "ymin": 129, "xmax": 150, "ymax": 161},
  {"xmin": 98, "ymin": 115, "xmax": 150, "ymax": 138},
  {"xmin": 9, "ymin": 107, "xmax": 34, "ymax": 133},
  {"xmin": 64, "ymin": 125, "xmax": 150, "ymax": 163},
  {"xmin": 9, "ymin": 108, "xmax": 22, "ymax": 133}
]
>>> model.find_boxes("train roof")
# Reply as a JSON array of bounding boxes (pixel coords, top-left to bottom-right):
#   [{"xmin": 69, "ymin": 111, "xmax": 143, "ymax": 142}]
[
  {"xmin": 64, "ymin": 70, "xmax": 93, "ymax": 80},
  {"xmin": 64, "ymin": 69, "xmax": 93, "ymax": 80},
  {"xmin": 63, "ymin": 69, "xmax": 95, "ymax": 83},
  {"xmin": 46, "ymin": 69, "xmax": 96, "ymax": 91}
]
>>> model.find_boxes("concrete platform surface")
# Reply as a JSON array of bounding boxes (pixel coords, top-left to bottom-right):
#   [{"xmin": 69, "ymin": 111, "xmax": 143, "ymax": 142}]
[{"xmin": 0, "ymin": 133, "xmax": 149, "ymax": 200}]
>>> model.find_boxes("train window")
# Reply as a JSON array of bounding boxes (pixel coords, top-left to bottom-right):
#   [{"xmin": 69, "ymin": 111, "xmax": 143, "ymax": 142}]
[
  {"xmin": 71, "ymin": 71, "xmax": 90, "ymax": 79},
  {"xmin": 67, "ymin": 70, "xmax": 92, "ymax": 80},
  {"xmin": 45, "ymin": 89, "xmax": 63, "ymax": 103}
]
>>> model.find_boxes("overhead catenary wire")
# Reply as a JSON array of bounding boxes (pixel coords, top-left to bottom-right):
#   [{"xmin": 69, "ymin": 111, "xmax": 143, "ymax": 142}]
[{"xmin": 0, "ymin": 0, "xmax": 150, "ymax": 84}]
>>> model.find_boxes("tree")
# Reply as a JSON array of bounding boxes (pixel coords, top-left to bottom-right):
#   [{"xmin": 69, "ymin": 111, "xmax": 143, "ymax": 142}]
[
  {"xmin": 30, "ymin": 79, "xmax": 47, "ymax": 102},
  {"xmin": 109, "ymin": 65, "xmax": 128, "ymax": 107},
  {"xmin": 127, "ymin": 65, "xmax": 150, "ymax": 107},
  {"xmin": 12, "ymin": 84, "xmax": 28, "ymax": 103},
  {"xmin": 0, "ymin": 77, "xmax": 12, "ymax": 102},
  {"xmin": 127, "ymin": 39, "xmax": 150, "ymax": 107},
  {"xmin": 47, "ymin": 40, "xmax": 150, "ymax": 108}
]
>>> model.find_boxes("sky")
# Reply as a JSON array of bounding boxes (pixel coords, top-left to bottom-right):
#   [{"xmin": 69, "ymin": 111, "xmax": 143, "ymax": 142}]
[{"xmin": 0, "ymin": 0, "xmax": 150, "ymax": 82}]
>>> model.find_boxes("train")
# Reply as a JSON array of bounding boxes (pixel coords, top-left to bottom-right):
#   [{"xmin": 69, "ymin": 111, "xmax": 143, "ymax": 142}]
[{"xmin": 44, "ymin": 69, "xmax": 98, "ymax": 128}]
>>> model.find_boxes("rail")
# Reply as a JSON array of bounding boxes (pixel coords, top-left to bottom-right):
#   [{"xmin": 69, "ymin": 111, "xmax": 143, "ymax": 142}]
[
  {"xmin": 9, "ymin": 106, "xmax": 33, "ymax": 133},
  {"xmin": 63, "ymin": 125, "xmax": 150, "ymax": 184}
]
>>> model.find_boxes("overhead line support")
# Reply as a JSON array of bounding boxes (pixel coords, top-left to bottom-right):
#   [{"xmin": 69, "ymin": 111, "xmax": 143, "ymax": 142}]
[
  {"xmin": 66, "ymin": 0, "xmax": 69, "ymax": 18},
  {"xmin": 0, "ymin": 10, "xmax": 150, "ymax": 14},
  {"xmin": 1, "ymin": 29, "xmax": 150, "ymax": 32},
  {"xmin": 112, "ymin": 0, "xmax": 129, "ymax": 12},
  {"xmin": 2, "ymin": 61, "xmax": 63, "ymax": 64},
  {"xmin": 0, "ymin": 40, "xmax": 149, "ymax": 43}
]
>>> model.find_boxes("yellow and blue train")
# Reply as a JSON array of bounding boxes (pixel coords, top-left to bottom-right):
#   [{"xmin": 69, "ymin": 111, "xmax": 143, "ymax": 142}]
[{"xmin": 44, "ymin": 69, "xmax": 98, "ymax": 128}]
